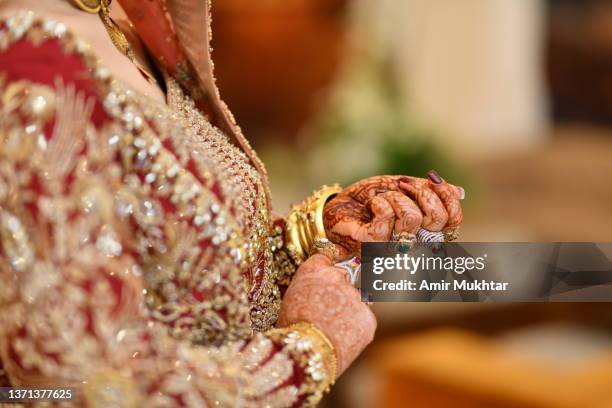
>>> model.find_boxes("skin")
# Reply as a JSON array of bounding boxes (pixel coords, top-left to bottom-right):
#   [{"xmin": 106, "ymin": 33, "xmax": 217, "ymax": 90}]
[
  {"xmin": 0, "ymin": 0, "xmax": 165, "ymax": 103},
  {"xmin": 0, "ymin": 0, "xmax": 382, "ymax": 378},
  {"xmin": 278, "ymin": 254, "xmax": 376, "ymax": 376},
  {"xmin": 324, "ymin": 175, "xmax": 463, "ymax": 256},
  {"xmin": 1, "ymin": 1, "xmax": 465, "ymax": 380}
]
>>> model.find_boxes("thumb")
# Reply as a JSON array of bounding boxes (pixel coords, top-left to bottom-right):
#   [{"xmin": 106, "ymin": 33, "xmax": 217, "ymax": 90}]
[{"xmin": 363, "ymin": 195, "xmax": 395, "ymax": 241}]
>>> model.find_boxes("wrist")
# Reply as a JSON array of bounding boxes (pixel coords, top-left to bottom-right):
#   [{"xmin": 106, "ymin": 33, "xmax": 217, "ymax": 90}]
[
  {"xmin": 289, "ymin": 321, "xmax": 338, "ymax": 383},
  {"xmin": 268, "ymin": 321, "xmax": 338, "ymax": 403}
]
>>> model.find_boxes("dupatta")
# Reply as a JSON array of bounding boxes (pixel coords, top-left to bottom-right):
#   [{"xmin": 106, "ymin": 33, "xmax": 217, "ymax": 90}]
[{"xmin": 117, "ymin": 0, "xmax": 272, "ymax": 209}]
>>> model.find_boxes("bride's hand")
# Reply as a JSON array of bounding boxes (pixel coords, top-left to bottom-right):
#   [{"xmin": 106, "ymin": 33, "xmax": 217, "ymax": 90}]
[
  {"xmin": 323, "ymin": 171, "xmax": 464, "ymax": 256},
  {"xmin": 278, "ymin": 254, "xmax": 376, "ymax": 377}
]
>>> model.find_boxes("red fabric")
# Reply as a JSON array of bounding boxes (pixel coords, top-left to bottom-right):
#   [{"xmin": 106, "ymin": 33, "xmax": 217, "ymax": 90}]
[
  {"xmin": 116, "ymin": 0, "xmax": 220, "ymax": 125},
  {"xmin": 0, "ymin": 25, "xmax": 315, "ymax": 405},
  {"xmin": 0, "ymin": 36, "xmax": 109, "ymax": 126},
  {"xmin": 117, "ymin": 0, "xmax": 188, "ymax": 76}
]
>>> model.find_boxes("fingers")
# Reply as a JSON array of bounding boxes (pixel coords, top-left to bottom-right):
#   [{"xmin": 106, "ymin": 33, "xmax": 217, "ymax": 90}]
[
  {"xmin": 356, "ymin": 195, "xmax": 395, "ymax": 241},
  {"xmin": 325, "ymin": 173, "xmax": 464, "ymax": 252},
  {"xmin": 344, "ymin": 175, "xmax": 401, "ymax": 202},
  {"xmin": 296, "ymin": 255, "xmax": 350, "ymax": 286},
  {"xmin": 429, "ymin": 182, "xmax": 463, "ymax": 229},
  {"xmin": 456, "ymin": 186, "xmax": 466, "ymax": 200},
  {"xmin": 426, "ymin": 170, "xmax": 463, "ymax": 230},
  {"xmin": 379, "ymin": 191, "xmax": 423, "ymax": 234},
  {"xmin": 327, "ymin": 195, "xmax": 394, "ymax": 254},
  {"xmin": 398, "ymin": 177, "xmax": 448, "ymax": 231},
  {"xmin": 298, "ymin": 253, "xmax": 333, "ymax": 275},
  {"xmin": 329, "ymin": 266, "xmax": 352, "ymax": 284},
  {"xmin": 315, "ymin": 241, "xmax": 350, "ymax": 264},
  {"xmin": 313, "ymin": 242, "xmax": 351, "ymax": 264},
  {"xmin": 323, "ymin": 195, "xmax": 366, "ymax": 256}
]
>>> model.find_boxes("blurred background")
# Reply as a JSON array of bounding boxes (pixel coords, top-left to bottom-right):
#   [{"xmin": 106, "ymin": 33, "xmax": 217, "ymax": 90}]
[{"xmin": 211, "ymin": 0, "xmax": 612, "ymax": 406}]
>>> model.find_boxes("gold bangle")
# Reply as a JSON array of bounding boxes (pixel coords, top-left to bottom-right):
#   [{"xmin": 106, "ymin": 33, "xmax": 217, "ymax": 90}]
[
  {"xmin": 285, "ymin": 184, "xmax": 342, "ymax": 265},
  {"xmin": 289, "ymin": 322, "xmax": 338, "ymax": 385}
]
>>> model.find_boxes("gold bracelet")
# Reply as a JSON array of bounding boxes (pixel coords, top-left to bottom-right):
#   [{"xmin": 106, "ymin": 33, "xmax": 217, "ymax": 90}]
[
  {"xmin": 285, "ymin": 184, "xmax": 342, "ymax": 265},
  {"xmin": 289, "ymin": 322, "xmax": 338, "ymax": 385}
]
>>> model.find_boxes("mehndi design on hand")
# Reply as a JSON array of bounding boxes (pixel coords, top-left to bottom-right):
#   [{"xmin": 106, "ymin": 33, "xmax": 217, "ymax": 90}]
[
  {"xmin": 323, "ymin": 172, "xmax": 464, "ymax": 256},
  {"xmin": 278, "ymin": 254, "xmax": 376, "ymax": 376}
]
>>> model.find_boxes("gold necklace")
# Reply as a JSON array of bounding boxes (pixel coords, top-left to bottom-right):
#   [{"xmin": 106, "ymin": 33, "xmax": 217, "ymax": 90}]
[{"xmin": 69, "ymin": 0, "xmax": 157, "ymax": 84}]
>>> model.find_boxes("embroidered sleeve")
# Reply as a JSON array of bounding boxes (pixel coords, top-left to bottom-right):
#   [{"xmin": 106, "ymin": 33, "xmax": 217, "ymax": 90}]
[{"xmin": 0, "ymin": 13, "xmax": 332, "ymax": 407}]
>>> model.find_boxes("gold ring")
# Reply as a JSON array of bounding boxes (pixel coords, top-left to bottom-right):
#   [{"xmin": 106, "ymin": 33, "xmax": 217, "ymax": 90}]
[{"xmin": 311, "ymin": 238, "xmax": 340, "ymax": 261}]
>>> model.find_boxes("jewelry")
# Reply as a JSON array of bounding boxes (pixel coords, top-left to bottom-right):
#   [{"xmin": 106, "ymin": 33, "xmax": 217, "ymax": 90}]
[
  {"xmin": 98, "ymin": 0, "xmax": 133, "ymax": 59},
  {"xmin": 444, "ymin": 227, "xmax": 460, "ymax": 242},
  {"xmin": 311, "ymin": 237, "xmax": 340, "ymax": 261},
  {"xmin": 289, "ymin": 322, "xmax": 337, "ymax": 385},
  {"xmin": 391, "ymin": 231, "xmax": 416, "ymax": 243},
  {"xmin": 335, "ymin": 256, "xmax": 362, "ymax": 288},
  {"xmin": 391, "ymin": 231, "xmax": 416, "ymax": 253},
  {"xmin": 68, "ymin": 0, "xmax": 156, "ymax": 84},
  {"xmin": 415, "ymin": 228, "xmax": 461, "ymax": 242},
  {"xmin": 285, "ymin": 184, "xmax": 343, "ymax": 265},
  {"xmin": 415, "ymin": 228, "xmax": 445, "ymax": 243}
]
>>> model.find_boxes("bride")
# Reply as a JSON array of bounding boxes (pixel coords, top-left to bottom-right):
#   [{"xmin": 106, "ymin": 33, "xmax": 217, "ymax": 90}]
[{"xmin": 0, "ymin": 0, "xmax": 463, "ymax": 406}]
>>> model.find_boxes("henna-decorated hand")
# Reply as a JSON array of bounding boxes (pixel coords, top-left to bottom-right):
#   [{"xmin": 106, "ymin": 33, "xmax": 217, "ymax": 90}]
[
  {"xmin": 323, "ymin": 171, "xmax": 464, "ymax": 257},
  {"xmin": 278, "ymin": 254, "xmax": 377, "ymax": 377}
]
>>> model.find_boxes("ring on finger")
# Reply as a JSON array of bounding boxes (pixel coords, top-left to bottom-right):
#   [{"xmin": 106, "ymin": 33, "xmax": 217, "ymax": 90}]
[
  {"xmin": 391, "ymin": 231, "xmax": 416, "ymax": 253},
  {"xmin": 443, "ymin": 227, "xmax": 460, "ymax": 242},
  {"xmin": 391, "ymin": 231, "xmax": 416, "ymax": 243},
  {"xmin": 335, "ymin": 256, "xmax": 362, "ymax": 288},
  {"xmin": 311, "ymin": 237, "xmax": 340, "ymax": 260}
]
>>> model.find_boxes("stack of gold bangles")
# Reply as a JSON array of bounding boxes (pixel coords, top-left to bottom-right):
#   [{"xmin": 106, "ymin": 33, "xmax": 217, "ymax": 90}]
[
  {"xmin": 285, "ymin": 184, "xmax": 459, "ymax": 266},
  {"xmin": 285, "ymin": 184, "xmax": 343, "ymax": 265}
]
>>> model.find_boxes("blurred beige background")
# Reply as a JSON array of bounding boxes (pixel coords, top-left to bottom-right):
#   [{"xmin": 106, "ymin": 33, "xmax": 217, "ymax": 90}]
[{"xmin": 212, "ymin": 0, "xmax": 612, "ymax": 406}]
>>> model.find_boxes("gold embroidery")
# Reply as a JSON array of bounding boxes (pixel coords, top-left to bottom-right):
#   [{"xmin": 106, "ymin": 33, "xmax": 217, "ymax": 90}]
[
  {"xmin": 165, "ymin": 76, "xmax": 285, "ymax": 332},
  {"xmin": 0, "ymin": 11, "xmax": 331, "ymax": 407},
  {"xmin": 82, "ymin": 369, "xmax": 141, "ymax": 408}
]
